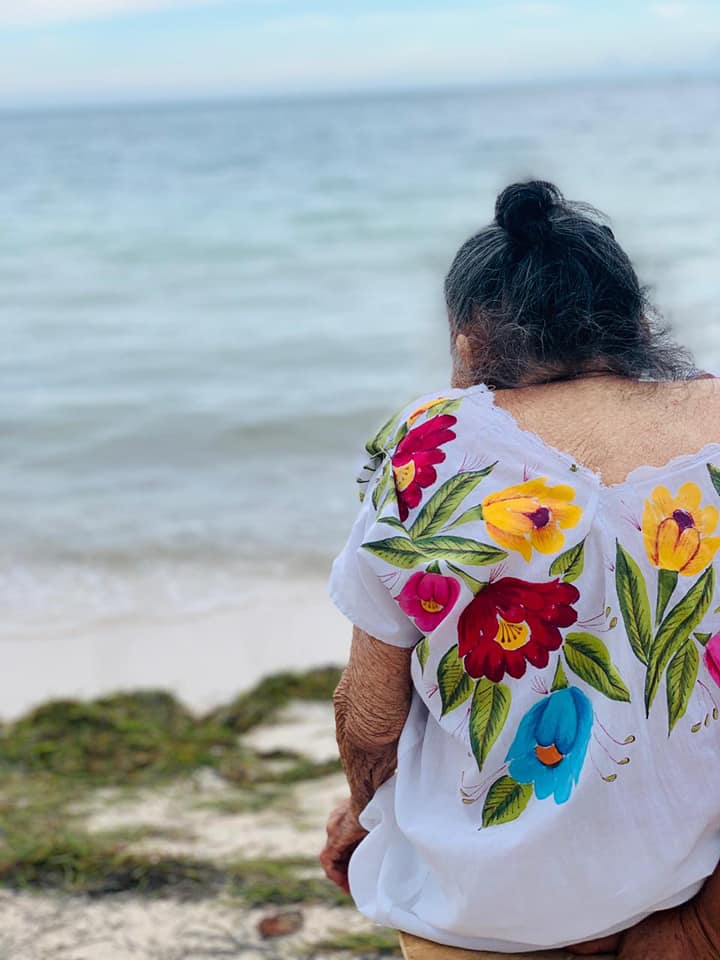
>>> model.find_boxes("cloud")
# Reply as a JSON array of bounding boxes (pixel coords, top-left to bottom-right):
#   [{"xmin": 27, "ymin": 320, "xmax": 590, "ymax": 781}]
[
  {"xmin": 0, "ymin": 0, "xmax": 215, "ymax": 28},
  {"xmin": 651, "ymin": 2, "xmax": 692, "ymax": 18}
]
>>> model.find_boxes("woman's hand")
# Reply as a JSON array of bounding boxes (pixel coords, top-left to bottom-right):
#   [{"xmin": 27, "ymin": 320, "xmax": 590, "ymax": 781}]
[
  {"xmin": 319, "ymin": 798, "xmax": 367, "ymax": 895},
  {"xmin": 614, "ymin": 901, "xmax": 718, "ymax": 960}
]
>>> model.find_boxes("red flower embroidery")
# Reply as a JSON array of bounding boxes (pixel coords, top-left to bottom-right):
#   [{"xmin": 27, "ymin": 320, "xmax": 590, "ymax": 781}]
[
  {"xmin": 396, "ymin": 572, "xmax": 461, "ymax": 632},
  {"xmin": 391, "ymin": 415, "xmax": 456, "ymax": 521},
  {"xmin": 457, "ymin": 577, "xmax": 580, "ymax": 682}
]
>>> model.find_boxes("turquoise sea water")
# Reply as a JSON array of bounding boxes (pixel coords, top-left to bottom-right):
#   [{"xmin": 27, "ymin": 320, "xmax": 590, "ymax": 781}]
[{"xmin": 3, "ymin": 78, "xmax": 720, "ymax": 631}]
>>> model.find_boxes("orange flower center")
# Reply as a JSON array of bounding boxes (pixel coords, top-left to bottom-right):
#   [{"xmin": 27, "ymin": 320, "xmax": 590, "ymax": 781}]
[
  {"xmin": 393, "ymin": 460, "xmax": 416, "ymax": 492},
  {"xmin": 420, "ymin": 598, "xmax": 443, "ymax": 613},
  {"xmin": 535, "ymin": 743, "xmax": 564, "ymax": 767},
  {"xmin": 493, "ymin": 617, "xmax": 530, "ymax": 651}
]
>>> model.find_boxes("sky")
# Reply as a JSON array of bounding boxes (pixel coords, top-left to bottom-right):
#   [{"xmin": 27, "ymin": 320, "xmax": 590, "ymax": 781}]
[{"xmin": 0, "ymin": 0, "xmax": 719, "ymax": 105}]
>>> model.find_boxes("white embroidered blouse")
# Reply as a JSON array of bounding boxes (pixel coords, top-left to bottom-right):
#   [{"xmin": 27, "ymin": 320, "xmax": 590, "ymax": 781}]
[{"xmin": 328, "ymin": 383, "xmax": 720, "ymax": 952}]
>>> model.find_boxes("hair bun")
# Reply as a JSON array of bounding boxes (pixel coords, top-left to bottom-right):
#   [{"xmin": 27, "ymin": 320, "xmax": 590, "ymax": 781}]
[{"xmin": 495, "ymin": 180, "xmax": 561, "ymax": 246}]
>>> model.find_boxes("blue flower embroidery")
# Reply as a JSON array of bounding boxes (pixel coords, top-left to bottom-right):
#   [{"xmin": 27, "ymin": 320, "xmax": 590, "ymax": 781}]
[{"xmin": 505, "ymin": 686, "xmax": 593, "ymax": 805}]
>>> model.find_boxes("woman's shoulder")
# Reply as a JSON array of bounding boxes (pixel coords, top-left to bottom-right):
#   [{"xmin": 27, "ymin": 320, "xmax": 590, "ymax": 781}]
[
  {"xmin": 357, "ymin": 385, "xmax": 491, "ymax": 506},
  {"xmin": 363, "ymin": 385, "xmax": 490, "ymax": 457}
]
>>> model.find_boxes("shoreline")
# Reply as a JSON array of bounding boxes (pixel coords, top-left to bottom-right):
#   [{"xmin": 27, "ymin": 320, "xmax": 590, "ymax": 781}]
[{"xmin": 1, "ymin": 574, "xmax": 349, "ymax": 722}]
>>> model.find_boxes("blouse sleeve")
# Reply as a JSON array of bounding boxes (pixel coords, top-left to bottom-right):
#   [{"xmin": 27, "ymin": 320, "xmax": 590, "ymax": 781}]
[
  {"xmin": 327, "ymin": 403, "xmax": 427, "ymax": 649},
  {"xmin": 328, "ymin": 491, "xmax": 423, "ymax": 649}
]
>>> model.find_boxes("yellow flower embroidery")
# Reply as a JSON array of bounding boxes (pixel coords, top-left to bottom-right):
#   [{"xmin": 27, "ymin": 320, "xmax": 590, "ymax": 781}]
[
  {"xmin": 481, "ymin": 477, "xmax": 582, "ymax": 562},
  {"xmin": 642, "ymin": 482, "xmax": 720, "ymax": 576},
  {"xmin": 407, "ymin": 397, "xmax": 450, "ymax": 425}
]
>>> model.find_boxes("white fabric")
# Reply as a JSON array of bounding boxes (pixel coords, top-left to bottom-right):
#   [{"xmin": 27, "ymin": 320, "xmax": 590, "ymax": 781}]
[{"xmin": 328, "ymin": 383, "xmax": 720, "ymax": 952}]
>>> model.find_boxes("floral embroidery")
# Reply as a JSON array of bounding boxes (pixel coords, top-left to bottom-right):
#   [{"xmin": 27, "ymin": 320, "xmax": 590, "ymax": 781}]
[
  {"xmin": 616, "ymin": 534, "xmax": 715, "ymax": 731},
  {"xmin": 397, "ymin": 572, "xmax": 460, "ymax": 632},
  {"xmin": 354, "ymin": 402, "xmax": 720, "ymax": 830},
  {"xmin": 642, "ymin": 482, "xmax": 720, "ymax": 577},
  {"xmin": 611, "ymin": 469, "xmax": 720, "ymax": 737},
  {"xmin": 392, "ymin": 414, "xmax": 457, "ymax": 521},
  {"xmin": 457, "ymin": 577, "xmax": 579, "ymax": 682},
  {"xmin": 357, "ymin": 396, "xmax": 461, "ymax": 509},
  {"xmin": 481, "ymin": 478, "xmax": 582, "ymax": 561},
  {"xmin": 704, "ymin": 632, "xmax": 720, "ymax": 687},
  {"xmin": 460, "ymin": 658, "xmax": 632, "ymax": 826},
  {"xmin": 505, "ymin": 686, "xmax": 593, "ymax": 805},
  {"xmin": 407, "ymin": 397, "xmax": 451, "ymax": 425}
]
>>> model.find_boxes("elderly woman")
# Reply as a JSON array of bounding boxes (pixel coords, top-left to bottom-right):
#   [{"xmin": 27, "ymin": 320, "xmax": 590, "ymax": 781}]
[{"xmin": 320, "ymin": 181, "xmax": 720, "ymax": 958}]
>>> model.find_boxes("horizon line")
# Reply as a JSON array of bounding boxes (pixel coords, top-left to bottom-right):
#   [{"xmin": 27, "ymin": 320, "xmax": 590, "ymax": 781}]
[{"xmin": 1, "ymin": 67, "xmax": 719, "ymax": 115}]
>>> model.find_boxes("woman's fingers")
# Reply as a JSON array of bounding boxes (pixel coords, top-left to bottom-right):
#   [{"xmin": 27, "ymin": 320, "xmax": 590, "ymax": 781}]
[
  {"xmin": 319, "ymin": 844, "xmax": 351, "ymax": 893},
  {"xmin": 319, "ymin": 802, "xmax": 367, "ymax": 894}
]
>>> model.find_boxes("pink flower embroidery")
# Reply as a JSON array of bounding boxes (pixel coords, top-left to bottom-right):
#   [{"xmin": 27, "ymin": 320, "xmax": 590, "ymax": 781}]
[
  {"xmin": 391, "ymin": 415, "xmax": 457, "ymax": 521},
  {"xmin": 704, "ymin": 632, "xmax": 720, "ymax": 687},
  {"xmin": 397, "ymin": 572, "xmax": 461, "ymax": 632}
]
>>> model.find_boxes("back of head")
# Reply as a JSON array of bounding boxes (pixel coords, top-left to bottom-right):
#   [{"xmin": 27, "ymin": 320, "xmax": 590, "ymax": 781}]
[{"xmin": 444, "ymin": 180, "xmax": 693, "ymax": 387}]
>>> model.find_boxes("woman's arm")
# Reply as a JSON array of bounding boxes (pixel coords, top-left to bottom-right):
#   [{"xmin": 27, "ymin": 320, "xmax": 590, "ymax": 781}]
[
  {"xmin": 320, "ymin": 626, "xmax": 413, "ymax": 892},
  {"xmin": 333, "ymin": 626, "xmax": 414, "ymax": 816}
]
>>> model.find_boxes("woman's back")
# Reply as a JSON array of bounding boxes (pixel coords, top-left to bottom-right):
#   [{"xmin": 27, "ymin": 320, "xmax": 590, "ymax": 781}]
[
  {"xmin": 323, "ymin": 181, "xmax": 720, "ymax": 955},
  {"xmin": 490, "ymin": 375, "xmax": 720, "ymax": 488},
  {"xmin": 329, "ymin": 379, "xmax": 720, "ymax": 951}
]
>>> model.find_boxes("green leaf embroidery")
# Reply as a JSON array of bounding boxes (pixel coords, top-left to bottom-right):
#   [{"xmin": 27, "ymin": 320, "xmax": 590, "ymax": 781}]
[
  {"xmin": 481, "ymin": 775, "xmax": 533, "ymax": 827},
  {"xmin": 377, "ymin": 480, "xmax": 397, "ymax": 512},
  {"xmin": 371, "ymin": 458, "xmax": 392, "ymax": 510},
  {"xmin": 428, "ymin": 398, "xmax": 463, "ymax": 417},
  {"xmin": 551, "ymin": 657, "xmax": 569, "ymax": 691},
  {"xmin": 393, "ymin": 420, "xmax": 409, "ymax": 447},
  {"xmin": 425, "ymin": 560, "xmax": 442, "ymax": 574},
  {"xmin": 363, "ymin": 534, "xmax": 507, "ymax": 570},
  {"xmin": 415, "ymin": 636, "xmax": 430, "ymax": 673},
  {"xmin": 357, "ymin": 453, "xmax": 383, "ymax": 503},
  {"xmin": 656, "ymin": 568, "xmax": 678, "ymax": 625},
  {"xmin": 563, "ymin": 632, "xmax": 631, "ymax": 702},
  {"xmin": 446, "ymin": 504, "xmax": 485, "ymax": 530},
  {"xmin": 413, "ymin": 535, "xmax": 508, "ymax": 566},
  {"xmin": 365, "ymin": 408, "xmax": 402, "ymax": 458},
  {"xmin": 644, "ymin": 565, "xmax": 715, "ymax": 717},
  {"xmin": 666, "ymin": 639, "xmax": 700, "ymax": 734},
  {"xmin": 445, "ymin": 561, "xmax": 485, "ymax": 595},
  {"xmin": 707, "ymin": 462, "xmax": 720, "ymax": 498},
  {"xmin": 549, "ymin": 538, "xmax": 586, "ymax": 583},
  {"xmin": 694, "ymin": 632, "xmax": 711, "ymax": 646},
  {"xmin": 468, "ymin": 680, "xmax": 511, "ymax": 772},
  {"xmin": 615, "ymin": 541, "xmax": 653, "ymax": 665},
  {"xmin": 362, "ymin": 537, "xmax": 424, "ymax": 568},
  {"xmin": 437, "ymin": 644, "xmax": 473, "ymax": 716},
  {"xmin": 376, "ymin": 515, "xmax": 407, "ymax": 533},
  {"xmin": 409, "ymin": 468, "xmax": 495, "ymax": 539}
]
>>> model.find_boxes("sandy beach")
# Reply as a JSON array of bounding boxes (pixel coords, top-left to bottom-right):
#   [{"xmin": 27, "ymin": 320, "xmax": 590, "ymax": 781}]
[
  {"xmin": 0, "ymin": 575, "xmax": 349, "ymax": 722},
  {"xmin": 0, "ymin": 570, "xmax": 372, "ymax": 959},
  {"xmin": 0, "ymin": 671, "xmax": 401, "ymax": 960}
]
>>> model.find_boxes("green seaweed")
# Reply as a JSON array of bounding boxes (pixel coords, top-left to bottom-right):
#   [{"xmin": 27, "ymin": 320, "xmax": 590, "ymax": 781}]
[
  {"xmin": 0, "ymin": 690, "xmax": 237, "ymax": 783},
  {"xmin": 0, "ymin": 666, "xmax": 343, "ymax": 785},
  {"xmin": 228, "ymin": 857, "xmax": 350, "ymax": 907},
  {"xmin": 208, "ymin": 665, "xmax": 342, "ymax": 733},
  {"xmin": 0, "ymin": 668, "xmax": 348, "ymax": 901}
]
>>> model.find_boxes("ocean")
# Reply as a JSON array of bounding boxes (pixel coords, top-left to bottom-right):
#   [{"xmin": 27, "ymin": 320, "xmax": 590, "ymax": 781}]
[{"xmin": 3, "ymin": 77, "xmax": 720, "ymax": 639}]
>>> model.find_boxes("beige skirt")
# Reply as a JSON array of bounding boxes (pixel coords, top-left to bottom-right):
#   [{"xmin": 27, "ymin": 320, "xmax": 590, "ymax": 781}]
[{"xmin": 399, "ymin": 932, "xmax": 616, "ymax": 960}]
